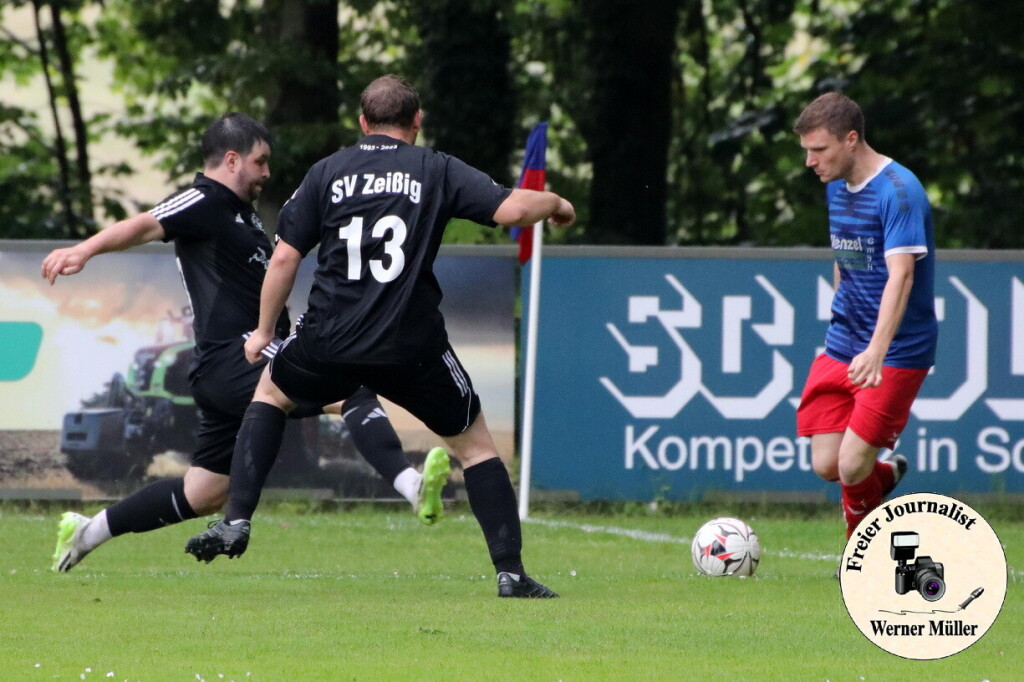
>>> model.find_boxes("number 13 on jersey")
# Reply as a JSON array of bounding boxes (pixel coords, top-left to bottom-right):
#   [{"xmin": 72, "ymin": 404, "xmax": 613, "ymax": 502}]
[{"xmin": 338, "ymin": 215, "xmax": 407, "ymax": 282}]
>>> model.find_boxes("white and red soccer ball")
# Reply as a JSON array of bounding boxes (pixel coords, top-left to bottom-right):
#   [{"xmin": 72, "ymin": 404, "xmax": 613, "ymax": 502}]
[{"xmin": 691, "ymin": 517, "xmax": 761, "ymax": 577}]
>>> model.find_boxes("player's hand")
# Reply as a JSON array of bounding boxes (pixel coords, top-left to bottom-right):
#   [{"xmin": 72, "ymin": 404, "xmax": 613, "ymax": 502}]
[
  {"xmin": 41, "ymin": 247, "xmax": 88, "ymax": 285},
  {"xmin": 244, "ymin": 329, "xmax": 274, "ymax": 365},
  {"xmin": 847, "ymin": 348, "xmax": 885, "ymax": 388},
  {"xmin": 548, "ymin": 198, "xmax": 576, "ymax": 227}
]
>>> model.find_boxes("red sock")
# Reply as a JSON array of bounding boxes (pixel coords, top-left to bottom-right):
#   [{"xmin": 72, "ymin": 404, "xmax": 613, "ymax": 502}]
[
  {"xmin": 840, "ymin": 475, "xmax": 883, "ymax": 538},
  {"xmin": 874, "ymin": 459, "xmax": 895, "ymax": 494}
]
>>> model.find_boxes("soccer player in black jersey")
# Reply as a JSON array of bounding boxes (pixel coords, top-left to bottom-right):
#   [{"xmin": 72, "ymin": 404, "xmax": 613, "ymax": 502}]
[
  {"xmin": 185, "ymin": 76, "xmax": 575, "ymax": 598},
  {"xmin": 43, "ymin": 113, "xmax": 447, "ymax": 572}
]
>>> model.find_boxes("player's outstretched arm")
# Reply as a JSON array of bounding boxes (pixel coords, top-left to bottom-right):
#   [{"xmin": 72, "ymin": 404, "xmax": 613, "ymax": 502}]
[
  {"xmin": 492, "ymin": 189, "xmax": 575, "ymax": 228},
  {"xmin": 41, "ymin": 213, "xmax": 165, "ymax": 285},
  {"xmin": 244, "ymin": 240, "xmax": 303, "ymax": 364}
]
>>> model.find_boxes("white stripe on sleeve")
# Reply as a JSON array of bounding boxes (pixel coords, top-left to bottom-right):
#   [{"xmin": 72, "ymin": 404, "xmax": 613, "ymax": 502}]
[
  {"xmin": 884, "ymin": 245, "xmax": 928, "ymax": 261},
  {"xmin": 150, "ymin": 189, "xmax": 204, "ymax": 220}
]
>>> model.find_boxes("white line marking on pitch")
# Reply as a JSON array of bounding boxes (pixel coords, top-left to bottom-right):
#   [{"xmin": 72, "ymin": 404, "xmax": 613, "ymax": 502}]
[
  {"xmin": 524, "ymin": 517, "xmax": 841, "ymax": 563},
  {"xmin": 525, "ymin": 518, "xmax": 1022, "ymax": 577}
]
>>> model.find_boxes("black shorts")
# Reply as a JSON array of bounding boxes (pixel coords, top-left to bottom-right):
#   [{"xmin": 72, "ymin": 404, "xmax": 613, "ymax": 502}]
[
  {"xmin": 270, "ymin": 334, "xmax": 481, "ymax": 438},
  {"xmin": 189, "ymin": 357, "xmax": 263, "ymax": 475},
  {"xmin": 188, "ymin": 339, "xmax": 323, "ymax": 475}
]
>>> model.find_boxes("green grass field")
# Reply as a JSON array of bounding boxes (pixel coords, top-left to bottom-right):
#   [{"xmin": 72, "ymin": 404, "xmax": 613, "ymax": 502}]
[{"xmin": 1, "ymin": 503, "xmax": 1019, "ymax": 681}]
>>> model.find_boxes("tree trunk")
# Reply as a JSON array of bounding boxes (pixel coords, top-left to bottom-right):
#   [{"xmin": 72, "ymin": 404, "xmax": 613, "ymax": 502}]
[
  {"xmin": 258, "ymin": 0, "xmax": 341, "ymax": 232},
  {"xmin": 48, "ymin": 0, "xmax": 94, "ymax": 229},
  {"xmin": 578, "ymin": 0, "xmax": 683, "ymax": 245},
  {"xmin": 414, "ymin": 0, "xmax": 515, "ymax": 185},
  {"xmin": 32, "ymin": 0, "xmax": 76, "ymax": 236}
]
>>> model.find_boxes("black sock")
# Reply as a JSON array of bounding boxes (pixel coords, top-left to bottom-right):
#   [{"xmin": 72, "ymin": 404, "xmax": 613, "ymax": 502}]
[
  {"xmin": 106, "ymin": 477, "xmax": 198, "ymax": 536},
  {"xmin": 225, "ymin": 401, "xmax": 287, "ymax": 521},
  {"xmin": 463, "ymin": 457, "xmax": 524, "ymax": 575},
  {"xmin": 289, "ymin": 403, "xmax": 324, "ymax": 419},
  {"xmin": 342, "ymin": 387, "xmax": 409, "ymax": 484}
]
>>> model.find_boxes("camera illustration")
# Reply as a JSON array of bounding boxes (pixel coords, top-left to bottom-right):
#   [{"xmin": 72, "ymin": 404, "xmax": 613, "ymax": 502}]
[{"xmin": 891, "ymin": 531, "xmax": 946, "ymax": 601}]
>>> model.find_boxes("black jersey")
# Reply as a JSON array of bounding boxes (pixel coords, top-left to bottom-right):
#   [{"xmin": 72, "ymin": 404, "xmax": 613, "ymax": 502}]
[
  {"xmin": 276, "ymin": 134, "xmax": 511, "ymax": 364},
  {"xmin": 151, "ymin": 173, "xmax": 289, "ymax": 374}
]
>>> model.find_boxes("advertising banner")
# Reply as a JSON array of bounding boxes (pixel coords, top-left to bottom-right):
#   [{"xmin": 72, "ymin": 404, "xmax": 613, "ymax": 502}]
[
  {"xmin": 0, "ymin": 241, "xmax": 515, "ymax": 499},
  {"xmin": 526, "ymin": 247, "xmax": 1024, "ymax": 502}
]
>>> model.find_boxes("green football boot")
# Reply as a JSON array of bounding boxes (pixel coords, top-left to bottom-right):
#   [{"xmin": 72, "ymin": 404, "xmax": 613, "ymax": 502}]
[
  {"xmin": 416, "ymin": 447, "xmax": 451, "ymax": 525},
  {"xmin": 52, "ymin": 512, "xmax": 91, "ymax": 572}
]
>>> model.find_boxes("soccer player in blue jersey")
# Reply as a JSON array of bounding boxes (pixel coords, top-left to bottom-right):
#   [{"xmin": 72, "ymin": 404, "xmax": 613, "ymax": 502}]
[{"xmin": 793, "ymin": 93, "xmax": 938, "ymax": 549}]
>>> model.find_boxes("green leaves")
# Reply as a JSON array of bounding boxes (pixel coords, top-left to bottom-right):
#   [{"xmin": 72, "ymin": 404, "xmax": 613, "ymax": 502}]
[{"xmin": 0, "ymin": 0, "xmax": 1020, "ymax": 246}]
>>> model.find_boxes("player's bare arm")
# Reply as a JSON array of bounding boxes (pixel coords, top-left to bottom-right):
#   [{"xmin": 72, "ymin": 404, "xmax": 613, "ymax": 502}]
[
  {"xmin": 492, "ymin": 188, "xmax": 575, "ymax": 227},
  {"xmin": 41, "ymin": 213, "xmax": 165, "ymax": 285},
  {"xmin": 847, "ymin": 253, "xmax": 916, "ymax": 388},
  {"xmin": 244, "ymin": 240, "xmax": 302, "ymax": 364}
]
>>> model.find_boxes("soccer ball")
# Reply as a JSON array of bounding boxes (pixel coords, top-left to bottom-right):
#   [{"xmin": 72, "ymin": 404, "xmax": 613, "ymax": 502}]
[{"xmin": 691, "ymin": 517, "xmax": 761, "ymax": 577}]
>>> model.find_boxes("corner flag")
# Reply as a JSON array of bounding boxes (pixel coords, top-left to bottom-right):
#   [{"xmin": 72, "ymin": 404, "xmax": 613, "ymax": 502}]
[
  {"xmin": 510, "ymin": 122, "xmax": 547, "ymax": 264},
  {"xmin": 516, "ymin": 122, "xmax": 549, "ymax": 520}
]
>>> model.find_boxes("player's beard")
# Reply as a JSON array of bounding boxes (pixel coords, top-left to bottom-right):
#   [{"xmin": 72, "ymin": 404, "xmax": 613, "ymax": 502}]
[
  {"xmin": 235, "ymin": 163, "xmax": 265, "ymax": 202},
  {"xmin": 242, "ymin": 176, "xmax": 264, "ymax": 202}
]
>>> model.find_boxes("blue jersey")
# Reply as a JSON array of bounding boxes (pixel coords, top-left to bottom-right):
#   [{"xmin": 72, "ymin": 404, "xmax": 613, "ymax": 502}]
[{"xmin": 824, "ymin": 159, "xmax": 937, "ymax": 368}]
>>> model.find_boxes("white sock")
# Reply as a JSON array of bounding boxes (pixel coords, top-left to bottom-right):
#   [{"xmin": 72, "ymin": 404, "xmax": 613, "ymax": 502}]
[
  {"xmin": 81, "ymin": 510, "xmax": 112, "ymax": 552},
  {"xmin": 393, "ymin": 467, "xmax": 422, "ymax": 507}
]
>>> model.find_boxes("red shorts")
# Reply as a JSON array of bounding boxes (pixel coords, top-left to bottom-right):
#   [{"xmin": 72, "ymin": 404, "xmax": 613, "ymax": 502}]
[{"xmin": 796, "ymin": 353, "xmax": 929, "ymax": 449}]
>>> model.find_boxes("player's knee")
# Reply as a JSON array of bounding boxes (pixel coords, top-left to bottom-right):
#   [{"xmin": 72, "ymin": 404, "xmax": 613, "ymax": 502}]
[
  {"xmin": 837, "ymin": 458, "xmax": 871, "ymax": 486},
  {"xmin": 192, "ymin": 493, "xmax": 226, "ymax": 509},
  {"xmin": 187, "ymin": 488, "xmax": 228, "ymax": 515},
  {"xmin": 813, "ymin": 458, "xmax": 839, "ymax": 482},
  {"xmin": 444, "ymin": 422, "xmax": 498, "ymax": 468},
  {"xmin": 452, "ymin": 446, "xmax": 498, "ymax": 468},
  {"xmin": 183, "ymin": 472, "xmax": 229, "ymax": 514}
]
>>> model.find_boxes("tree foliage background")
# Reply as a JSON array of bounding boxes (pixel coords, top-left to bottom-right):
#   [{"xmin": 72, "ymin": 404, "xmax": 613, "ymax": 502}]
[{"xmin": 1, "ymin": 0, "xmax": 1021, "ymax": 248}]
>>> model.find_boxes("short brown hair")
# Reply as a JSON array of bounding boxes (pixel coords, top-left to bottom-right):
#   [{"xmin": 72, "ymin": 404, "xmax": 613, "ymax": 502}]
[
  {"xmin": 360, "ymin": 75, "xmax": 420, "ymax": 130},
  {"xmin": 202, "ymin": 113, "xmax": 271, "ymax": 166},
  {"xmin": 793, "ymin": 92, "xmax": 865, "ymax": 141}
]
